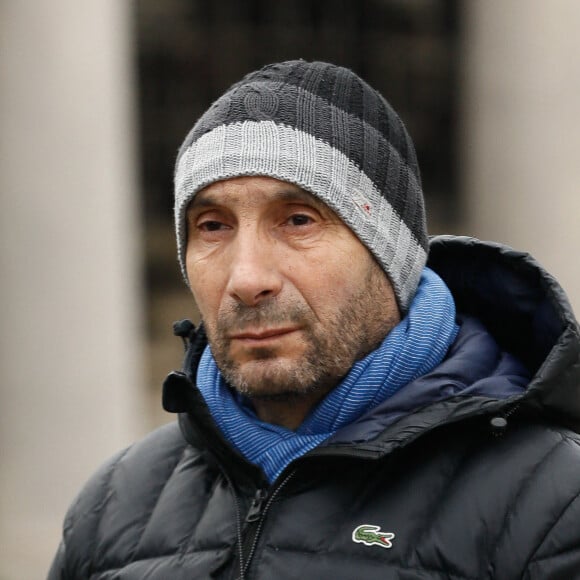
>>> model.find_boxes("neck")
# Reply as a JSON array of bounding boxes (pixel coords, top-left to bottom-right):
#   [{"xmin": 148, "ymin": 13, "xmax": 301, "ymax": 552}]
[{"xmin": 250, "ymin": 389, "xmax": 332, "ymax": 430}]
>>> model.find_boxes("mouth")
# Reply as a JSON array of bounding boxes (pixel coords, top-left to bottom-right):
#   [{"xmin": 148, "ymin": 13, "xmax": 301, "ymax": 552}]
[{"xmin": 229, "ymin": 327, "xmax": 299, "ymax": 344}]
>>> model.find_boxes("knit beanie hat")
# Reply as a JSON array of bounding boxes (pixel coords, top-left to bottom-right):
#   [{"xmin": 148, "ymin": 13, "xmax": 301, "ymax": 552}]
[{"xmin": 174, "ymin": 60, "xmax": 428, "ymax": 311}]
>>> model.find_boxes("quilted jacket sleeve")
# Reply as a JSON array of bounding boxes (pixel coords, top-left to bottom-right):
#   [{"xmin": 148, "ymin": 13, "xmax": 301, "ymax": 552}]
[{"xmin": 46, "ymin": 447, "xmax": 131, "ymax": 580}]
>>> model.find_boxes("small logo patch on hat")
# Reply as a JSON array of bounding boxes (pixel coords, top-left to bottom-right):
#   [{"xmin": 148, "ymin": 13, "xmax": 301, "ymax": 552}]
[
  {"xmin": 352, "ymin": 524, "xmax": 395, "ymax": 549},
  {"xmin": 352, "ymin": 189, "xmax": 373, "ymax": 217}
]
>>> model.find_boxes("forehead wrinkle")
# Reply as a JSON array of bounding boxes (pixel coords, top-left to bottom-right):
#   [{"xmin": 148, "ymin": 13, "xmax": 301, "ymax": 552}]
[{"xmin": 274, "ymin": 188, "xmax": 324, "ymax": 208}]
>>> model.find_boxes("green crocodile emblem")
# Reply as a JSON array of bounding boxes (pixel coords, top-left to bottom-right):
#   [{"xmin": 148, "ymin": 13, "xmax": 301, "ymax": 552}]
[{"xmin": 352, "ymin": 524, "xmax": 395, "ymax": 549}]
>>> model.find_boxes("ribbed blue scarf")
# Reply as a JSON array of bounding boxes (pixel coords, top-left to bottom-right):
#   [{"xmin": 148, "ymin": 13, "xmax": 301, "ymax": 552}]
[{"xmin": 197, "ymin": 267, "xmax": 459, "ymax": 482}]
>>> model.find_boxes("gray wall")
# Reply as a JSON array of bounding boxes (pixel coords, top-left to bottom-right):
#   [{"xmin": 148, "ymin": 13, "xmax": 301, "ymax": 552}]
[
  {"xmin": 461, "ymin": 0, "xmax": 580, "ymax": 313},
  {"xmin": 0, "ymin": 1, "xmax": 144, "ymax": 577}
]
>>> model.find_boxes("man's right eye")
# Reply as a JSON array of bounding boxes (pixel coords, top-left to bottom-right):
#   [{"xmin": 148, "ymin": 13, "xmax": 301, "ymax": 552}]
[{"xmin": 198, "ymin": 220, "xmax": 225, "ymax": 232}]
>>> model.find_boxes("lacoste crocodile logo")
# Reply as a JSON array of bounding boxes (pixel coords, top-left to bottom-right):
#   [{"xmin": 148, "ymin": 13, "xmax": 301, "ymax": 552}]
[{"xmin": 352, "ymin": 524, "xmax": 395, "ymax": 549}]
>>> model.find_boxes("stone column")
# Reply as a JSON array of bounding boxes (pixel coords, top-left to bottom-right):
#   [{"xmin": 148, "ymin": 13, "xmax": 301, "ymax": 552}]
[
  {"xmin": 460, "ymin": 0, "xmax": 580, "ymax": 312},
  {"xmin": 0, "ymin": 1, "xmax": 144, "ymax": 577}
]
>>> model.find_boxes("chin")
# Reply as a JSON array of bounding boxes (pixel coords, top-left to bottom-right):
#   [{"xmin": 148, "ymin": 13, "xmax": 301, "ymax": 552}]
[{"xmin": 226, "ymin": 359, "xmax": 319, "ymax": 399}]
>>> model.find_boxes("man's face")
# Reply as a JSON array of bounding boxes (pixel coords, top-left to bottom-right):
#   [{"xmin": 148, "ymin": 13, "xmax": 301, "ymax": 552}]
[{"xmin": 185, "ymin": 176, "xmax": 400, "ymax": 401}]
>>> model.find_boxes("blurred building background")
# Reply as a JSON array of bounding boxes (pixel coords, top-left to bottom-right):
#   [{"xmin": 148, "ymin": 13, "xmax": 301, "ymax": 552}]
[{"xmin": 1, "ymin": 1, "xmax": 579, "ymax": 577}]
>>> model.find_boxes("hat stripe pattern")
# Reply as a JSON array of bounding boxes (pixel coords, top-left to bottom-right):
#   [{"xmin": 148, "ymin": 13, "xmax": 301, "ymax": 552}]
[
  {"xmin": 178, "ymin": 82, "xmax": 424, "ymax": 238},
  {"xmin": 174, "ymin": 61, "xmax": 428, "ymax": 311}
]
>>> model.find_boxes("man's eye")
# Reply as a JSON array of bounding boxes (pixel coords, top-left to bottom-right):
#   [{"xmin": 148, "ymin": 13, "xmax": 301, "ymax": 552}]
[
  {"xmin": 199, "ymin": 220, "xmax": 225, "ymax": 232},
  {"xmin": 288, "ymin": 214, "xmax": 312, "ymax": 226}
]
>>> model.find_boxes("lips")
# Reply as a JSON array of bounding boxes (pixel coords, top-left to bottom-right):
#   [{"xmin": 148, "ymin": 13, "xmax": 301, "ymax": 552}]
[{"xmin": 229, "ymin": 327, "xmax": 298, "ymax": 342}]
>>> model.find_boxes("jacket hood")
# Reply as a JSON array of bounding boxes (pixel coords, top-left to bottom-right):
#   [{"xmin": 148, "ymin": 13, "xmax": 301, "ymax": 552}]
[{"xmin": 428, "ymin": 236, "xmax": 580, "ymax": 430}]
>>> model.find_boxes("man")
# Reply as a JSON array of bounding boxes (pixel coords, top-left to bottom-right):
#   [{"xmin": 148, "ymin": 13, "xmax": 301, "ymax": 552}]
[{"xmin": 49, "ymin": 60, "xmax": 580, "ymax": 579}]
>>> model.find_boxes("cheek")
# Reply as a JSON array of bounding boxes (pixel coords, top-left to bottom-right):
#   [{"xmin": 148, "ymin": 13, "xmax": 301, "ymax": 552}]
[
  {"xmin": 295, "ymin": 252, "xmax": 372, "ymax": 316},
  {"xmin": 187, "ymin": 260, "xmax": 224, "ymax": 325}
]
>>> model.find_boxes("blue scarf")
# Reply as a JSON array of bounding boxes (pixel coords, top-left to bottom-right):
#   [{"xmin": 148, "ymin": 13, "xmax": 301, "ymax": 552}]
[{"xmin": 197, "ymin": 267, "xmax": 459, "ymax": 482}]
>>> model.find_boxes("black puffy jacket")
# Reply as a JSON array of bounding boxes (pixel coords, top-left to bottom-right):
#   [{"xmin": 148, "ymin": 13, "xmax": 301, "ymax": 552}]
[{"xmin": 49, "ymin": 237, "xmax": 580, "ymax": 579}]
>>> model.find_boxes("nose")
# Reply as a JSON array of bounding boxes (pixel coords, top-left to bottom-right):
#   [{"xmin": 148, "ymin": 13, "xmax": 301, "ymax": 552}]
[{"xmin": 225, "ymin": 229, "xmax": 283, "ymax": 307}]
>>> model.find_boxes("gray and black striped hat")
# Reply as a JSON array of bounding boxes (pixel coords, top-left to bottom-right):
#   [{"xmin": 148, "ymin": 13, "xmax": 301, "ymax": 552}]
[{"xmin": 174, "ymin": 60, "xmax": 428, "ymax": 311}]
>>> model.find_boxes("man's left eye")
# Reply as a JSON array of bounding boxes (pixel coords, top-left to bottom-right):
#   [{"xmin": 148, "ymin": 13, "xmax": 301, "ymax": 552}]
[{"xmin": 288, "ymin": 214, "xmax": 312, "ymax": 226}]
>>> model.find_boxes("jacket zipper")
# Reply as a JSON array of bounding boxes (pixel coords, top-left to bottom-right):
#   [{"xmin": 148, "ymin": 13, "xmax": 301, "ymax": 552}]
[
  {"xmin": 237, "ymin": 470, "xmax": 296, "ymax": 579},
  {"xmin": 245, "ymin": 488, "xmax": 268, "ymax": 523},
  {"xmin": 233, "ymin": 487, "xmax": 267, "ymax": 579}
]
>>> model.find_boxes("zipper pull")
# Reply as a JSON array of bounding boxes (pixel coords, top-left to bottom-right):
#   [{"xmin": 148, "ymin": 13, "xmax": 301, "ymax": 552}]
[{"xmin": 245, "ymin": 488, "xmax": 267, "ymax": 523}]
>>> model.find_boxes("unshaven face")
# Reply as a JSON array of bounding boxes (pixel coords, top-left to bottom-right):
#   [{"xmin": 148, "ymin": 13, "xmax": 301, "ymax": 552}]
[{"xmin": 185, "ymin": 176, "xmax": 400, "ymax": 403}]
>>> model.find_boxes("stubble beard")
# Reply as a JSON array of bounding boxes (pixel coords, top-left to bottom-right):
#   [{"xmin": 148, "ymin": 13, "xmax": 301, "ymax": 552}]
[{"xmin": 204, "ymin": 262, "xmax": 400, "ymax": 403}]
